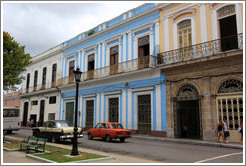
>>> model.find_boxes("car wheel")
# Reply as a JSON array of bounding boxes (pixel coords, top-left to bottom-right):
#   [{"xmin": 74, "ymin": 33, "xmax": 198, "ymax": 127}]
[
  {"xmin": 105, "ymin": 135, "xmax": 111, "ymax": 142},
  {"xmin": 88, "ymin": 133, "xmax": 93, "ymax": 140},
  {"xmin": 120, "ymin": 138, "xmax": 125, "ymax": 142}
]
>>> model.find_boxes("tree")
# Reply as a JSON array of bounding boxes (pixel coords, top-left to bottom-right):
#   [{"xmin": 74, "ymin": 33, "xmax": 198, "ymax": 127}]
[{"xmin": 3, "ymin": 31, "xmax": 32, "ymax": 91}]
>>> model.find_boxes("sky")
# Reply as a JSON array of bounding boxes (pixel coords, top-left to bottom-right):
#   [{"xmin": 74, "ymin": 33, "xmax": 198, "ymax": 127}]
[{"xmin": 2, "ymin": 2, "xmax": 145, "ymax": 56}]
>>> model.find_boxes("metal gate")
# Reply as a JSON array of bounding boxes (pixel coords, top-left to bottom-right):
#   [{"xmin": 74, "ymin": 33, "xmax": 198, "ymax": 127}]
[
  {"xmin": 138, "ymin": 95, "xmax": 151, "ymax": 134},
  {"xmin": 109, "ymin": 98, "xmax": 119, "ymax": 122},
  {"xmin": 217, "ymin": 95, "xmax": 243, "ymax": 142},
  {"xmin": 86, "ymin": 100, "xmax": 94, "ymax": 130}
]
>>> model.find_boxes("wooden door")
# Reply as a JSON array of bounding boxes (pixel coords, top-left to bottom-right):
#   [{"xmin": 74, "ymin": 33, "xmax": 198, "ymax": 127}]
[
  {"xmin": 109, "ymin": 98, "xmax": 119, "ymax": 122},
  {"xmin": 66, "ymin": 102, "xmax": 74, "ymax": 124},
  {"xmin": 39, "ymin": 100, "xmax": 45, "ymax": 126},
  {"xmin": 69, "ymin": 60, "xmax": 75, "ymax": 83},
  {"xmin": 110, "ymin": 46, "xmax": 119, "ymax": 75},
  {"xmin": 86, "ymin": 100, "xmax": 94, "ymax": 130},
  {"xmin": 138, "ymin": 95, "xmax": 151, "ymax": 134},
  {"xmin": 23, "ymin": 102, "xmax": 29, "ymax": 126}
]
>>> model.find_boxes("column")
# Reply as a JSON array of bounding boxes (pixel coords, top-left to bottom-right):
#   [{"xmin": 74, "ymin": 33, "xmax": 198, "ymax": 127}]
[
  {"xmin": 164, "ymin": 16, "xmax": 169, "ymax": 51},
  {"xmin": 154, "ymin": 21, "xmax": 160, "ymax": 55},
  {"xmin": 150, "ymin": 27, "xmax": 154, "ymax": 55},
  {"xmin": 123, "ymin": 33, "xmax": 127, "ymax": 62},
  {"xmin": 121, "ymin": 89, "xmax": 127, "ymax": 128},
  {"xmin": 200, "ymin": 4, "xmax": 208, "ymax": 43},
  {"xmin": 128, "ymin": 89, "xmax": 132, "ymax": 130},
  {"xmin": 155, "ymin": 85, "xmax": 162, "ymax": 131},
  {"xmin": 102, "ymin": 42, "xmax": 105, "ymax": 68},
  {"xmin": 128, "ymin": 32, "xmax": 132, "ymax": 61}
]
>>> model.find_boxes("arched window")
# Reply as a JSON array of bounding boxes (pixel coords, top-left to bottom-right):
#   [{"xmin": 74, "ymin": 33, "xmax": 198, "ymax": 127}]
[
  {"xmin": 178, "ymin": 20, "xmax": 192, "ymax": 48},
  {"xmin": 217, "ymin": 79, "xmax": 243, "ymax": 94},
  {"xmin": 217, "ymin": 5, "xmax": 235, "ymax": 19},
  {"xmin": 177, "ymin": 84, "xmax": 199, "ymax": 99}
]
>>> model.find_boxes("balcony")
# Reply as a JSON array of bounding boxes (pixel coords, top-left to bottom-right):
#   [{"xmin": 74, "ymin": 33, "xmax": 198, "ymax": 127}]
[
  {"xmin": 156, "ymin": 33, "xmax": 243, "ymax": 66},
  {"xmin": 58, "ymin": 55, "xmax": 156, "ymax": 86},
  {"xmin": 21, "ymin": 55, "xmax": 156, "ymax": 94}
]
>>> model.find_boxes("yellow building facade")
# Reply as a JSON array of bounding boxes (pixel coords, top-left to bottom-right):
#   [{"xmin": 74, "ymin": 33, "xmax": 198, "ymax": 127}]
[{"xmin": 157, "ymin": 3, "xmax": 243, "ymax": 142}]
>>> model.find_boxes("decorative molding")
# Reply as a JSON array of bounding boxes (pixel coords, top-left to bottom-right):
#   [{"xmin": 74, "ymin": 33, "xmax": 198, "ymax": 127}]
[{"xmin": 171, "ymin": 9, "xmax": 196, "ymax": 23}]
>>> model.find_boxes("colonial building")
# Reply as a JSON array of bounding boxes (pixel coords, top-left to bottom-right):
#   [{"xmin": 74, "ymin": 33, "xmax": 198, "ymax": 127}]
[
  {"xmin": 157, "ymin": 3, "xmax": 243, "ymax": 142},
  {"xmin": 20, "ymin": 3, "xmax": 168, "ymax": 136},
  {"xmin": 19, "ymin": 45, "xmax": 63, "ymax": 127},
  {"xmin": 19, "ymin": 3, "xmax": 243, "ymax": 142}
]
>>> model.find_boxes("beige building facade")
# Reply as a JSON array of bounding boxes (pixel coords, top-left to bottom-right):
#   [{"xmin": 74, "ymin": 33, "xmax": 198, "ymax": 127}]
[{"xmin": 157, "ymin": 3, "xmax": 243, "ymax": 142}]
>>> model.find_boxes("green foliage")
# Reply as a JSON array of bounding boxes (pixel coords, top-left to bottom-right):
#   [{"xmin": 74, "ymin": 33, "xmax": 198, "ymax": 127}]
[
  {"xmin": 88, "ymin": 29, "xmax": 95, "ymax": 36},
  {"xmin": 3, "ymin": 31, "xmax": 32, "ymax": 91}
]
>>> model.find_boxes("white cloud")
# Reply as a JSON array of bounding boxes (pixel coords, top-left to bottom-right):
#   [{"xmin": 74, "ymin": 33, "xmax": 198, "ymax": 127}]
[{"xmin": 3, "ymin": 2, "xmax": 145, "ymax": 56}]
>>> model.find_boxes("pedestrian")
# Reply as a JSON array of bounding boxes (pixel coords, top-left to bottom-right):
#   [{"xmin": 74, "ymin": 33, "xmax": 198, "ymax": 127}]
[
  {"xmin": 240, "ymin": 120, "xmax": 243, "ymax": 143},
  {"xmin": 215, "ymin": 117, "xmax": 226, "ymax": 143},
  {"xmin": 27, "ymin": 119, "xmax": 31, "ymax": 127},
  {"xmin": 223, "ymin": 117, "xmax": 230, "ymax": 143},
  {"xmin": 31, "ymin": 119, "xmax": 34, "ymax": 127}
]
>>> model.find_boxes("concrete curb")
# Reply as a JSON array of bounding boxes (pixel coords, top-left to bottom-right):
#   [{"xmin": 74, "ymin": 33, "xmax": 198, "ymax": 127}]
[
  {"xmin": 26, "ymin": 154, "xmax": 115, "ymax": 163},
  {"xmin": 131, "ymin": 136, "xmax": 243, "ymax": 150},
  {"xmin": 66, "ymin": 156, "xmax": 115, "ymax": 163},
  {"xmin": 26, "ymin": 154, "xmax": 56, "ymax": 163},
  {"xmin": 3, "ymin": 147, "xmax": 20, "ymax": 152}
]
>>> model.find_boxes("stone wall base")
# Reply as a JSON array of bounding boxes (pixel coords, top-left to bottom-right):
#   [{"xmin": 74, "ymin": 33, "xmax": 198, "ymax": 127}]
[
  {"xmin": 130, "ymin": 130, "xmax": 167, "ymax": 137},
  {"xmin": 202, "ymin": 130, "xmax": 218, "ymax": 142}
]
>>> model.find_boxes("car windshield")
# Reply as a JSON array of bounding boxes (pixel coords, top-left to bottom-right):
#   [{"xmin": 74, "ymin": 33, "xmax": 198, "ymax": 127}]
[
  {"xmin": 56, "ymin": 121, "xmax": 73, "ymax": 128},
  {"xmin": 110, "ymin": 124, "xmax": 124, "ymax": 129}
]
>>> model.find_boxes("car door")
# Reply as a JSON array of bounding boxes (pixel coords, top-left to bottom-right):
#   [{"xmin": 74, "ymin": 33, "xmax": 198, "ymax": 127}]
[
  {"xmin": 99, "ymin": 123, "xmax": 108, "ymax": 138},
  {"xmin": 91, "ymin": 123, "xmax": 101, "ymax": 137}
]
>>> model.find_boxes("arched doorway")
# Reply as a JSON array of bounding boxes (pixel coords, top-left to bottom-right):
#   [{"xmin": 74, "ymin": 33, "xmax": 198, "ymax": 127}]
[
  {"xmin": 173, "ymin": 84, "xmax": 201, "ymax": 139},
  {"xmin": 216, "ymin": 79, "xmax": 243, "ymax": 142}
]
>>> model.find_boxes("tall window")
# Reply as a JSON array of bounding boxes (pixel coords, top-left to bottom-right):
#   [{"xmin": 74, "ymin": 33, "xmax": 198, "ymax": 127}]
[
  {"xmin": 110, "ymin": 46, "xmax": 119, "ymax": 75},
  {"xmin": 87, "ymin": 54, "xmax": 95, "ymax": 71},
  {"xmin": 138, "ymin": 35, "xmax": 150, "ymax": 57},
  {"xmin": 178, "ymin": 20, "xmax": 192, "ymax": 48},
  {"xmin": 26, "ymin": 73, "xmax": 30, "ymax": 89},
  {"xmin": 42, "ymin": 67, "xmax": 47, "ymax": 85},
  {"xmin": 34, "ymin": 70, "xmax": 38, "ymax": 87},
  {"xmin": 69, "ymin": 60, "xmax": 75, "ymax": 76},
  {"xmin": 52, "ymin": 63, "xmax": 57, "ymax": 83}
]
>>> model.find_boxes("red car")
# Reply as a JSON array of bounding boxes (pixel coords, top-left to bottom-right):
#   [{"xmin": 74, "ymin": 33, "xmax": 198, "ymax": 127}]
[{"xmin": 87, "ymin": 122, "xmax": 131, "ymax": 142}]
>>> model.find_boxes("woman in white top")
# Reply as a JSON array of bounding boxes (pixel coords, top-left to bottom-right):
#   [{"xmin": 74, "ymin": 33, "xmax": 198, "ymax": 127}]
[{"xmin": 223, "ymin": 117, "xmax": 229, "ymax": 143}]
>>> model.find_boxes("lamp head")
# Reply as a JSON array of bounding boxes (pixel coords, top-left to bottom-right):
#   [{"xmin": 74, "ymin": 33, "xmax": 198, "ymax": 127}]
[{"xmin": 74, "ymin": 67, "xmax": 82, "ymax": 82}]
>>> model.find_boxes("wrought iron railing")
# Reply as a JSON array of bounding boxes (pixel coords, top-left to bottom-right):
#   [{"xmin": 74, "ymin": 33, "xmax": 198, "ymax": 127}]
[
  {"xmin": 157, "ymin": 33, "xmax": 243, "ymax": 65},
  {"xmin": 21, "ymin": 55, "xmax": 156, "ymax": 94}
]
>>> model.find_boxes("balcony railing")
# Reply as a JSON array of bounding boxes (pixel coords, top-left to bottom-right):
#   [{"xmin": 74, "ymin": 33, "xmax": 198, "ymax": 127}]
[
  {"xmin": 58, "ymin": 55, "xmax": 156, "ymax": 86},
  {"xmin": 157, "ymin": 33, "xmax": 243, "ymax": 65},
  {"xmin": 21, "ymin": 55, "xmax": 156, "ymax": 94}
]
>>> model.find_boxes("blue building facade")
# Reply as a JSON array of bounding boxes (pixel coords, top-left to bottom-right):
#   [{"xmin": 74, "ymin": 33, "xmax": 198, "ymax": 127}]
[{"xmin": 58, "ymin": 3, "xmax": 167, "ymax": 136}]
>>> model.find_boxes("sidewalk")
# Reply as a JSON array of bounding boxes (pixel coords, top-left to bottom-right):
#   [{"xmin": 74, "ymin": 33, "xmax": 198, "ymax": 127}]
[
  {"xmin": 3, "ymin": 135, "xmax": 161, "ymax": 163},
  {"xmin": 3, "ymin": 134, "xmax": 243, "ymax": 163},
  {"xmin": 131, "ymin": 135, "xmax": 243, "ymax": 150}
]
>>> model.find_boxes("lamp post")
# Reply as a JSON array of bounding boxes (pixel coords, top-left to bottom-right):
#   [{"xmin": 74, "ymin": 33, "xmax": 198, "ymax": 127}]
[{"xmin": 71, "ymin": 67, "xmax": 82, "ymax": 156}]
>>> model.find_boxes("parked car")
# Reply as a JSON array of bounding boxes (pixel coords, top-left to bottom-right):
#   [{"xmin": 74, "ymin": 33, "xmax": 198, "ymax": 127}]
[
  {"xmin": 87, "ymin": 122, "xmax": 131, "ymax": 142},
  {"xmin": 32, "ymin": 120, "xmax": 83, "ymax": 143}
]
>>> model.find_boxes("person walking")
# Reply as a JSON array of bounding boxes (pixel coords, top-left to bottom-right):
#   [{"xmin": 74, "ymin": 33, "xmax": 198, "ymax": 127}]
[
  {"xmin": 223, "ymin": 117, "xmax": 230, "ymax": 143},
  {"xmin": 215, "ymin": 117, "xmax": 226, "ymax": 143}
]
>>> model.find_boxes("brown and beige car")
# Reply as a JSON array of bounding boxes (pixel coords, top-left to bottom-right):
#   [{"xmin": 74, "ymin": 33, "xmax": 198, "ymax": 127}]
[{"xmin": 32, "ymin": 120, "xmax": 83, "ymax": 143}]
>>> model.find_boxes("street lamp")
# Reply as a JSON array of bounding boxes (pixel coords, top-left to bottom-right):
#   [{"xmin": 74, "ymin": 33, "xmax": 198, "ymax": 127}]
[{"xmin": 71, "ymin": 67, "xmax": 82, "ymax": 156}]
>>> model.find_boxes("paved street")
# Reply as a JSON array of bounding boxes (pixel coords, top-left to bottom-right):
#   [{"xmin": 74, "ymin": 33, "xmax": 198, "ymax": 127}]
[{"xmin": 6, "ymin": 128, "xmax": 244, "ymax": 163}]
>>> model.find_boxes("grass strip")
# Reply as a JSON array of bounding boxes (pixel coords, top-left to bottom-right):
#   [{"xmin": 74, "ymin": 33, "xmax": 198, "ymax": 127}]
[{"xmin": 4, "ymin": 138, "xmax": 106, "ymax": 163}]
